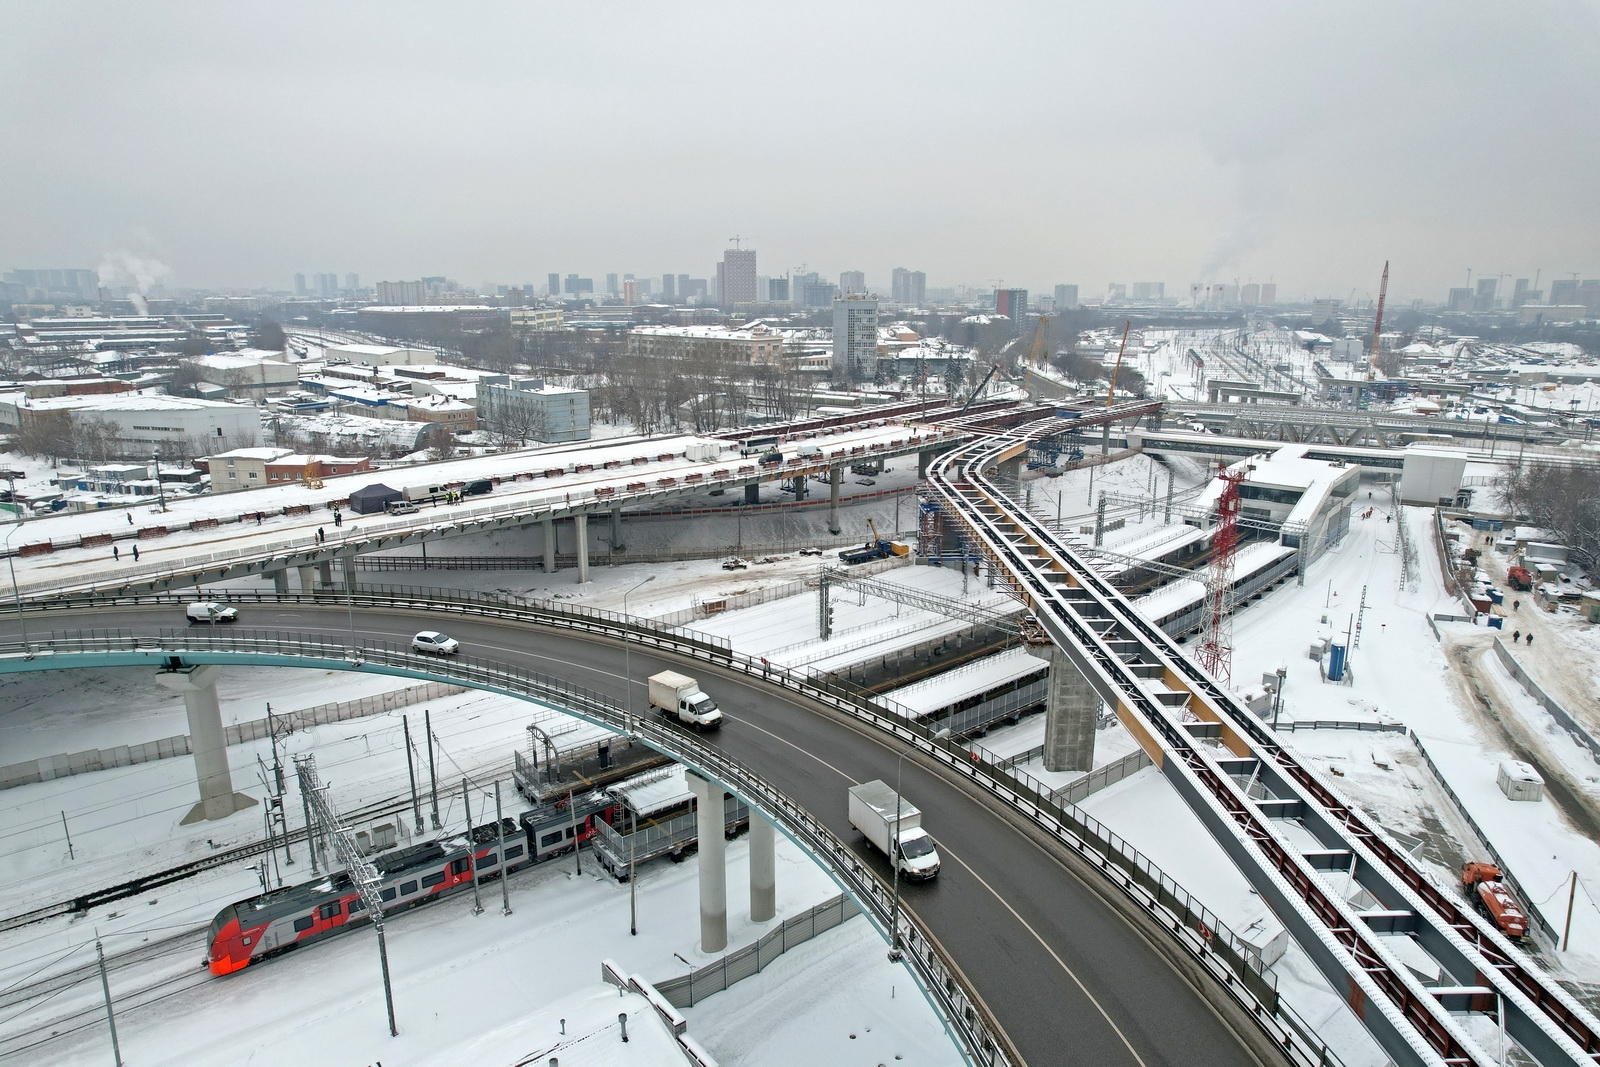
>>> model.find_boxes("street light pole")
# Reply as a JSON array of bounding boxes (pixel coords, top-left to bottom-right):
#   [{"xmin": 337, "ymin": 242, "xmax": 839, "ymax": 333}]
[
  {"xmin": 887, "ymin": 749, "xmax": 909, "ymax": 962},
  {"xmin": 622, "ymin": 575, "xmax": 656, "ymax": 735},
  {"xmin": 1272, "ymin": 666, "xmax": 1287, "ymax": 730},
  {"xmin": 152, "ymin": 448, "xmax": 167, "ymax": 513}
]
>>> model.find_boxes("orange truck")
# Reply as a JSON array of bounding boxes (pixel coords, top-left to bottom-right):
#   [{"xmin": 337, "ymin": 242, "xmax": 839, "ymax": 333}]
[
  {"xmin": 1507, "ymin": 566, "xmax": 1533, "ymax": 591},
  {"xmin": 1461, "ymin": 862, "xmax": 1529, "ymax": 940}
]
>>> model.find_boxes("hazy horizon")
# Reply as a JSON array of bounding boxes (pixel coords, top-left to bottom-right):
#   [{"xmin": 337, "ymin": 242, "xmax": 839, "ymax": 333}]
[{"xmin": 5, "ymin": 1, "xmax": 1599, "ymax": 304}]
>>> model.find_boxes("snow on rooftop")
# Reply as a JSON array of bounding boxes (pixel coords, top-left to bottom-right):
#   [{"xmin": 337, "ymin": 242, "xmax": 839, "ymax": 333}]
[
  {"xmin": 876, "ymin": 648, "xmax": 1044, "ymax": 718},
  {"xmin": 457, "ymin": 983, "xmax": 684, "ymax": 1067},
  {"xmin": 16, "ymin": 391, "xmax": 250, "ymax": 412},
  {"xmin": 610, "ymin": 764, "xmax": 691, "ymax": 817}
]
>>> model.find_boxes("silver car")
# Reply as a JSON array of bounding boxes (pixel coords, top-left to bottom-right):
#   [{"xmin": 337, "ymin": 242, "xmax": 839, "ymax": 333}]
[{"xmin": 411, "ymin": 630, "xmax": 460, "ymax": 655}]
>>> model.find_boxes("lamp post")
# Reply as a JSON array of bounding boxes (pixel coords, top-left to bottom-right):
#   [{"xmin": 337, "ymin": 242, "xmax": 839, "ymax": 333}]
[
  {"xmin": 4, "ymin": 522, "xmax": 30, "ymax": 653},
  {"xmin": 622, "ymin": 575, "xmax": 656, "ymax": 736}
]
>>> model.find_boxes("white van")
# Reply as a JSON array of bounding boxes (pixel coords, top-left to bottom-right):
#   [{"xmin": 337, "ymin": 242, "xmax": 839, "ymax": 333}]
[{"xmin": 186, "ymin": 602, "xmax": 239, "ymax": 624}]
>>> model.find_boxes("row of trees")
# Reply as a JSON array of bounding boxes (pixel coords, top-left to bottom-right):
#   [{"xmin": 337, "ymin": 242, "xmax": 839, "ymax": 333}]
[{"xmin": 1497, "ymin": 460, "xmax": 1600, "ymax": 575}]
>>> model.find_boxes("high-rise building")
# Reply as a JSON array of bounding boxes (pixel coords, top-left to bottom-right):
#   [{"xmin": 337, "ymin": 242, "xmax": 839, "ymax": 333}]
[
  {"xmin": 606, "ymin": 273, "xmax": 620, "ymax": 296},
  {"xmin": 801, "ymin": 280, "xmax": 836, "ymax": 309},
  {"xmin": 1512, "ymin": 279, "xmax": 1531, "ymax": 307},
  {"xmin": 681, "ymin": 278, "xmax": 708, "ymax": 302},
  {"xmin": 1579, "ymin": 280, "xmax": 1600, "ymax": 314},
  {"xmin": 1447, "ymin": 288, "xmax": 1473, "ymax": 312},
  {"xmin": 792, "ymin": 272, "xmax": 821, "ymax": 308},
  {"xmin": 1551, "ymin": 278, "xmax": 1580, "ymax": 306},
  {"xmin": 677, "ymin": 274, "xmax": 692, "ymax": 300},
  {"xmin": 1474, "ymin": 277, "xmax": 1498, "ymax": 312},
  {"xmin": 1259, "ymin": 283, "xmax": 1277, "ymax": 306},
  {"xmin": 547, "ymin": 273, "xmax": 560, "ymax": 297},
  {"xmin": 768, "ymin": 277, "xmax": 790, "ymax": 301},
  {"xmin": 344, "ymin": 273, "xmax": 360, "ymax": 292},
  {"xmin": 375, "ymin": 279, "xmax": 426, "ymax": 305},
  {"xmin": 1131, "ymin": 282, "xmax": 1165, "ymax": 301},
  {"xmin": 721, "ymin": 248, "xmax": 758, "ymax": 306},
  {"xmin": 1241, "ymin": 283, "xmax": 1261, "ymax": 306},
  {"xmin": 3, "ymin": 269, "xmax": 101, "ymax": 301},
  {"xmin": 317, "ymin": 273, "xmax": 338, "ymax": 298},
  {"xmin": 294, "ymin": 273, "xmax": 307, "ymax": 296},
  {"xmin": 660, "ymin": 274, "xmax": 677, "ymax": 301},
  {"xmin": 891, "ymin": 268, "xmax": 926, "ymax": 305},
  {"xmin": 839, "ymin": 270, "xmax": 866, "ymax": 295},
  {"xmin": 1053, "ymin": 284, "xmax": 1078, "ymax": 310},
  {"xmin": 564, "ymin": 274, "xmax": 594, "ymax": 295},
  {"xmin": 832, "ymin": 294, "xmax": 878, "ymax": 383},
  {"xmin": 622, "ymin": 280, "xmax": 639, "ymax": 304},
  {"xmin": 994, "ymin": 288, "xmax": 1028, "ymax": 320}
]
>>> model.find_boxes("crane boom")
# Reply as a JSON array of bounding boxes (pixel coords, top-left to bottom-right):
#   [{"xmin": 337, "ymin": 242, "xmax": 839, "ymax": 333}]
[
  {"xmin": 1105, "ymin": 321, "xmax": 1131, "ymax": 407},
  {"xmin": 1026, "ymin": 315, "xmax": 1050, "ymax": 368},
  {"xmin": 1368, "ymin": 260, "xmax": 1389, "ymax": 382},
  {"xmin": 959, "ymin": 363, "xmax": 1002, "ymax": 415}
]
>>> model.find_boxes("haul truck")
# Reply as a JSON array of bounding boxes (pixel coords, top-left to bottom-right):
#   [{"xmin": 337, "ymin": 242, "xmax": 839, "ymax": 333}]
[
  {"xmin": 648, "ymin": 671, "xmax": 724, "ymax": 731},
  {"xmin": 848, "ymin": 780, "xmax": 940, "ymax": 881}
]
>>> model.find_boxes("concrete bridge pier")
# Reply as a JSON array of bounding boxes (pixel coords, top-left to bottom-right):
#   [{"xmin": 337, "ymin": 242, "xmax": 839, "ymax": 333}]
[
  {"xmin": 789, "ymin": 475, "xmax": 807, "ymax": 500},
  {"xmin": 297, "ymin": 565, "xmax": 316, "ymax": 593},
  {"xmin": 828, "ymin": 467, "xmax": 842, "ymax": 535},
  {"xmin": 155, "ymin": 664, "xmax": 257, "ymax": 825},
  {"xmin": 749, "ymin": 814, "xmax": 776, "ymax": 923},
  {"xmin": 918, "ymin": 449, "xmax": 935, "ymax": 479},
  {"xmin": 341, "ymin": 556, "xmax": 357, "ymax": 593},
  {"xmin": 744, "ymin": 481, "xmax": 760, "ymax": 505},
  {"xmin": 542, "ymin": 518, "xmax": 557, "ymax": 574},
  {"xmin": 573, "ymin": 513, "xmax": 590, "ymax": 583},
  {"xmin": 271, "ymin": 569, "xmax": 289, "ymax": 594},
  {"xmin": 610, "ymin": 507, "xmax": 624, "ymax": 551},
  {"xmin": 1028, "ymin": 645, "xmax": 1101, "ymax": 772},
  {"xmin": 686, "ymin": 771, "xmax": 728, "ymax": 952},
  {"xmin": 997, "ymin": 456, "xmax": 1022, "ymax": 485},
  {"xmin": 318, "ymin": 560, "xmax": 333, "ymax": 588}
]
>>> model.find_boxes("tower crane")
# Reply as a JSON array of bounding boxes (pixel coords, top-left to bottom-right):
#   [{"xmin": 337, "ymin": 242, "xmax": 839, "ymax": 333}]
[{"xmin": 1026, "ymin": 315, "xmax": 1051, "ymax": 368}]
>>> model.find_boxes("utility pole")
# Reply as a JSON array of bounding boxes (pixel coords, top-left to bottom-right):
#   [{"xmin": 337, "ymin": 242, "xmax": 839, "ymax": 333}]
[
  {"xmin": 568, "ymin": 788, "xmax": 582, "ymax": 876},
  {"xmin": 426, "ymin": 708, "xmax": 440, "ymax": 830},
  {"xmin": 95, "ymin": 934, "xmax": 123, "ymax": 1067},
  {"xmin": 297, "ymin": 755, "xmax": 398, "ymax": 1037},
  {"xmin": 403, "ymin": 714, "xmax": 424, "ymax": 834},
  {"xmin": 496, "ymin": 781, "xmax": 512, "ymax": 916},
  {"xmin": 152, "ymin": 448, "xmax": 167, "ymax": 513},
  {"xmin": 463, "ymin": 778, "xmax": 483, "ymax": 915}
]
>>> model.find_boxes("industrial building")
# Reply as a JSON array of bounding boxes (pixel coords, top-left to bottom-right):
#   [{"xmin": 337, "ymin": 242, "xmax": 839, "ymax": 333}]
[
  {"xmin": 477, "ymin": 377, "xmax": 591, "ymax": 443},
  {"xmin": 1195, "ymin": 445, "xmax": 1361, "ymax": 565}
]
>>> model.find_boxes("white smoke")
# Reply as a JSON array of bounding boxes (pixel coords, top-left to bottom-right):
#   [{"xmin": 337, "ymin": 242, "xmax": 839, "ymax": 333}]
[{"xmin": 97, "ymin": 251, "xmax": 171, "ymax": 315}]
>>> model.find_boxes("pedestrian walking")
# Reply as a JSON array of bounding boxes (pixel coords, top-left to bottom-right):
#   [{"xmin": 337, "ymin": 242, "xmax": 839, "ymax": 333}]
[
  {"xmin": 131, "ymin": 545, "xmax": 139, "ymax": 561},
  {"xmin": 1526, "ymin": 633, "xmax": 1534, "ymax": 647},
  {"xmin": 1513, "ymin": 599, "xmax": 1520, "ymax": 611},
  {"xmin": 317, "ymin": 527, "xmax": 325, "ymax": 543},
  {"xmin": 126, "ymin": 513, "xmax": 134, "ymax": 525},
  {"xmin": 1512, "ymin": 630, "xmax": 1520, "ymax": 643},
  {"xmin": 113, "ymin": 545, "xmax": 119, "ymax": 560}
]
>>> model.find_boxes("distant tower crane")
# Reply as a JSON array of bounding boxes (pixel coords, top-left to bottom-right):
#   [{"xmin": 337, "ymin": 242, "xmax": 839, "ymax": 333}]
[
  {"xmin": 1367, "ymin": 260, "xmax": 1389, "ymax": 382},
  {"xmin": 1195, "ymin": 462, "xmax": 1248, "ymax": 688}
]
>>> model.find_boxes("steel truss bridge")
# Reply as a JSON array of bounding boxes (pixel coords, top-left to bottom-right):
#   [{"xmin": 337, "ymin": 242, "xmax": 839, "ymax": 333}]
[{"xmin": 925, "ymin": 415, "xmax": 1600, "ymax": 1067}]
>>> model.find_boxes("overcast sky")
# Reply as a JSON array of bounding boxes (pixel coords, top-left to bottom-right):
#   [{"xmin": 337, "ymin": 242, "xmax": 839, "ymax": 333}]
[{"xmin": 4, "ymin": 1, "xmax": 1598, "ymax": 304}]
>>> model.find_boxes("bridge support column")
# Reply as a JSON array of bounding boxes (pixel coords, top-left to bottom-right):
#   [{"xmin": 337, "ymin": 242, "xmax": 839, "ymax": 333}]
[
  {"xmin": 744, "ymin": 481, "xmax": 760, "ymax": 505},
  {"xmin": 542, "ymin": 518, "xmax": 557, "ymax": 574},
  {"xmin": 610, "ymin": 507, "xmax": 624, "ymax": 551},
  {"xmin": 918, "ymin": 450, "xmax": 934, "ymax": 479},
  {"xmin": 318, "ymin": 561, "xmax": 333, "ymax": 588},
  {"xmin": 749, "ymin": 814, "xmax": 775, "ymax": 923},
  {"xmin": 998, "ymin": 456, "xmax": 1022, "ymax": 485},
  {"xmin": 271, "ymin": 569, "xmax": 289, "ymax": 594},
  {"xmin": 342, "ymin": 556, "xmax": 356, "ymax": 592},
  {"xmin": 297, "ymin": 565, "xmax": 316, "ymax": 593},
  {"xmin": 686, "ymin": 771, "xmax": 727, "ymax": 953},
  {"xmin": 828, "ymin": 467, "xmax": 842, "ymax": 535},
  {"xmin": 789, "ymin": 475, "xmax": 806, "ymax": 500},
  {"xmin": 155, "ymin": 665, "xmax": 257, "ymax": 824},
  {"xmin": 573, "ymin": 513, "xmax": 590, "ymax": 584},
  {"xmin": 1030, "ymin": 645, "xmax": 1100, "ymax": 773}
]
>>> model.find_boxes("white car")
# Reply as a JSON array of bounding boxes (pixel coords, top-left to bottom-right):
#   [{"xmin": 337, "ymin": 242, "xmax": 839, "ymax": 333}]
[
  {"xmin": 186, "ymin": 602, "xmax": 239, "ymax": 624},
  {"xmin": 411, "ymin": 630, "xmax": 460, "ymax": 656}
]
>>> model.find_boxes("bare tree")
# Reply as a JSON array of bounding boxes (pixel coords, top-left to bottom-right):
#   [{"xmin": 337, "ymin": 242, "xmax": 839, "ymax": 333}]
[{"xmin": 1497, "ymin": 460, "xmax": 1600, "ymax": 575}]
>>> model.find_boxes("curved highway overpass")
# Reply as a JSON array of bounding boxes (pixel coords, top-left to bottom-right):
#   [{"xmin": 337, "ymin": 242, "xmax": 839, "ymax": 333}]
[{"xmin": 0, "ymin": 600, "xmax": 1282, "ymax": 1067}]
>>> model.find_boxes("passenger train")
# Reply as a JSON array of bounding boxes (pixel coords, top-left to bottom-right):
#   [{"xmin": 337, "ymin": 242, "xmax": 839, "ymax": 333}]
[{"xmin": 207, "ymin": 792, "xmax": 615, "ymax": 975}]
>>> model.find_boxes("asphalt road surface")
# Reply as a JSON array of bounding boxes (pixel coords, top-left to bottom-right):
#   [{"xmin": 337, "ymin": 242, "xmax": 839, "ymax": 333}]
[{"xmin": 0, "ymin": 602, "xmax": 1269, "ymax": 1067}]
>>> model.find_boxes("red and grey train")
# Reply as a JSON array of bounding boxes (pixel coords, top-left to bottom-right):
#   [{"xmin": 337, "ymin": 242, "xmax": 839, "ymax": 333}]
[{"xmin": 207, "ymin": 792, "xmax": 614, "ymax": 975}]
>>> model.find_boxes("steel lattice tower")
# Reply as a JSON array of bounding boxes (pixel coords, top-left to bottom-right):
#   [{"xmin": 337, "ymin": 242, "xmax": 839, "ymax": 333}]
[{"xmin": 1195, "ymin": 463, "xmax": 1247, "ymax": 688}]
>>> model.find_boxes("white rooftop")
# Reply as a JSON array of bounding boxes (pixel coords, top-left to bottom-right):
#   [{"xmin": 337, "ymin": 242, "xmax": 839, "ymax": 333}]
[{"xmin": 610, "ymin": 765, "xmax": 691, "ymax": 818}]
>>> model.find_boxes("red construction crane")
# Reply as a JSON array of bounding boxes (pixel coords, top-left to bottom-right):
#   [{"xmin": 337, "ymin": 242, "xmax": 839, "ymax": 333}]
[
  {"xmin": 1196, "ymin": 462, "xmax": 1247, "ymax": 687},
  {"xmin": 1367, "ymin": 260, "xmax": 1389, "ymax": 382}
]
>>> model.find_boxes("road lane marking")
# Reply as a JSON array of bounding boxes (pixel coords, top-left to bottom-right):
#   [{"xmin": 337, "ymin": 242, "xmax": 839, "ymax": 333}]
[{"xmin": 938, "ymin": 843, "xmax": 1150, "ymax": 1067}]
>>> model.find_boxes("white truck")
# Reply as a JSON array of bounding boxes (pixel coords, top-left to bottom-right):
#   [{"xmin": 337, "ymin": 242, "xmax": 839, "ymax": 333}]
[
  {"xmin": 848, "ymin": 780, "xmax": 940, "ymax": 881},
  {"xmin": 647, "ymin": 671, "xmax": 724, "ymax": 731}
]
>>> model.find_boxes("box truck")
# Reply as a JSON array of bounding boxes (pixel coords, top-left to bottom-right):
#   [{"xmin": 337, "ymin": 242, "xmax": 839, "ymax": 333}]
[
  {"xmin": 848, "ymin": 780, "xmax": 940, "ymax": 880},
  {"xmin": 648, "ymin": 671, "xmax": 724, "ymax": 730}
]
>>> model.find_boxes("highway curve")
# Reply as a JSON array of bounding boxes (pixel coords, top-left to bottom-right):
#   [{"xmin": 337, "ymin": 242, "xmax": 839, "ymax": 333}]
[{"xmin": 0, "ymin": 603, "xmax": 1281, "ymax": 1067}]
